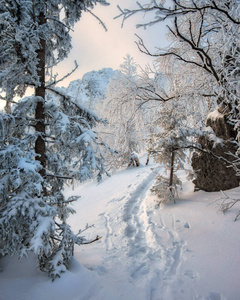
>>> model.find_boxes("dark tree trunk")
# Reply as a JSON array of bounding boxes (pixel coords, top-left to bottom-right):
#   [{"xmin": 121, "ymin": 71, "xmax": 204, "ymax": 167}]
[
  {"xmin": 169, "ymin": 150, "xmax": 176, "ymax": 203},
  {"xmin": 145, "ymin": 152, "xmax": 150, "ymax": 166},
  {"xmin": 35, "ymin": 11, "xmax": 46, "ymax": 180},
  {"xmin": 169, "ymin": 150, "xmax": 175, "ymax": 189},
  {"xmin": 4, "ymin": 100, "xmax": 11, "ymax": 114}
]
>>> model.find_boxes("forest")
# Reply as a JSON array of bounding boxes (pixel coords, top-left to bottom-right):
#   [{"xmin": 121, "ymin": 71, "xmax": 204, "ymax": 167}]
[{"xmin": 0, "ymin": 1, "xmax": 240, "ymax": 299}]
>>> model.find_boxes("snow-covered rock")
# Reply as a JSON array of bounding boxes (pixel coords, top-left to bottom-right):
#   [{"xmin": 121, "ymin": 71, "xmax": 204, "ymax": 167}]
[{"xmin": 192, "ymin": 107, "xmax": 239, "ymax": 192}]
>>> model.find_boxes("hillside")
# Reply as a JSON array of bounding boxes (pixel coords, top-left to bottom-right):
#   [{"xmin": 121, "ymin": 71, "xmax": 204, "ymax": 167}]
[{"xmin": 0, "ymin": 154, "xmax": 240, "ymax": 300}]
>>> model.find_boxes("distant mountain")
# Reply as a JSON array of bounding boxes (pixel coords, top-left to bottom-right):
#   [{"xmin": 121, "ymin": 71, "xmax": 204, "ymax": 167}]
[{"xmin": 61, "ymin": 68, "xmax": 118, "ymax": 110}]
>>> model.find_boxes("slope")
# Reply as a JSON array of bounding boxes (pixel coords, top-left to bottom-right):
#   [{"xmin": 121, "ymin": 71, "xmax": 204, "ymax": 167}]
[{"xmin": 0, "ymin": 154, "xmax": 240, "ymax": 300}]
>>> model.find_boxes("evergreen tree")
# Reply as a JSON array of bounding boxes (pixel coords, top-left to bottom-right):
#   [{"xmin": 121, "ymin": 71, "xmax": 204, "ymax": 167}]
[
  {"xmin": 0, "ymin": 0, "xmax": 109, "ymax": 279},
  {"xmin": 150, "ymin": 99, "xmax": 191, "ymax": 203}
]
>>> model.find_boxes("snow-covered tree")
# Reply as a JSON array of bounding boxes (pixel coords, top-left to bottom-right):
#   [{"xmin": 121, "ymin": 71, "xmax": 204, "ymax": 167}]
[
  {"xmin": 0, "ymin": 0, "xmax": 109, "ymax": 279},
  {"xmin": 150, "ymin": 100, "xmax": 186, "ymax": 203},
  {"xmin": 138, "ymin": 71, "xmax": 202, "ymax": 203},
  {"xmin": 117, "ymin": 0, "xmax": 240, "ymax": 191},
  {"xmin": 97, "ymin": 55, "xmax": 145, "ymax": 170},
  {"xmin": 118, "ymin": 0, "xmax": 240, "ymax": 131},
  {"xmin": 60, "ymin": 68, "xmax": 117, "ymax": 110}
]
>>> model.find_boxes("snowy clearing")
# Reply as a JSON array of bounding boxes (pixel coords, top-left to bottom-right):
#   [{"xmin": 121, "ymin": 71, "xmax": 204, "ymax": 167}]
[{"xmin": 1, "ymin": 154, "xmax": 240, "ymax": 300}]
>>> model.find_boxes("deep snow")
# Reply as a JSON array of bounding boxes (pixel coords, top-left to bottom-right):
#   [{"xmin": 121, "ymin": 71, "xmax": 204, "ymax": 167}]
[{"xmin": 0, "ymin": 154, "xmax": 240, "ymax": 300}]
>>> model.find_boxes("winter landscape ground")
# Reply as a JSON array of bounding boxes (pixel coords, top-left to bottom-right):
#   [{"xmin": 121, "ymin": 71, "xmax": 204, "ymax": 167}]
[{"xmin": 0, "ymin": 154, "xmax": 240, "ymax": 300}]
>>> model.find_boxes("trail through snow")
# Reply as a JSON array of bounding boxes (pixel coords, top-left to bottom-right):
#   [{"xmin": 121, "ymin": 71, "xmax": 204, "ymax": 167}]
[
  {"xmin": 66, "ymin": 154, "xmax": 240, "ymax": 300},
  {"xmin": 64, "ymin": 156, "xmax": 189, "ymax": 299},
  {"xmin": 96, "ymin": 169, "xmax": 186, "ymax": 300},
  {"xmin": 1, "ymin": 154, "xmax": 240, "ymax": 300}
]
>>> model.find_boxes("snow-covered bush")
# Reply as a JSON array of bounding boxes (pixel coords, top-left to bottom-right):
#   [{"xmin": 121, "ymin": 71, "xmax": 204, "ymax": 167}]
[{"xmin": 151, "ymin": 174, "xmax": 182, "ymax": 205}]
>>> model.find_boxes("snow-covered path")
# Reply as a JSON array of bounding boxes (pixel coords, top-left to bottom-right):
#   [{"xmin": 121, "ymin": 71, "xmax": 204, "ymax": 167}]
[
  {"xmin": 65, "ymin": 154, "xmax": 240, "ymax": 300},
  {"xmin": 65, "ymin": 156, "xmax": 189, "ymax": 299},
  {"xmin": 96, "ymin": 169, "xmax": 186, "ymax": 300},
  {"xmin": 1, "ymin": 154, "xmax": 240, "ymax": 300},
  {"xmin": 66, "ymin": 156, "xmax": 194, "ymax": 299}
]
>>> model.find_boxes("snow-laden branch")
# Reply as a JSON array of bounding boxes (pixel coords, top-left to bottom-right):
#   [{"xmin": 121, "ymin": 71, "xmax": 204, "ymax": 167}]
[
  {"xmin": 213, "ymin": 191, "xmax": 240, "ymax": 221},
  {"xmin": 45, "ymin": 60, "xmax": 79, "ymax": 88},
  {"xmin": 46, "ymin": 86, "xmax": 103, "ymax": 124},
  {"xmin": 135, "ymin": 34, "xmax": 210, "ymax": 72},
  {"xmin": 86, "ymin": 8, "xmax": 108, "ymax": 32},
  {"xmin": 116, "ymin": 0, "xmax": 240, "ymax": 28}
]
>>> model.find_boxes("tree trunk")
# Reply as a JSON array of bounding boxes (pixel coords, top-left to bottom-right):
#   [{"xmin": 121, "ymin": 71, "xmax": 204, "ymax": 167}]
[
  {"xmin": 5, "ymin": 101, "xmax": 11, "ymax": 114},
  {"xmin": 145, "ymin": 152, "xmax": 150, "ymax": 166},
  {"xmin": 169, "ymin": 150, "xmax": 175, "ymax": 203},
  {"xmin": 35, "ymin": 11, "xmax": 46, "ymax": 181}
]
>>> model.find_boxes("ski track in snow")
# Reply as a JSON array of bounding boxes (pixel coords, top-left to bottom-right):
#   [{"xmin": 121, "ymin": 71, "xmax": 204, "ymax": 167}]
[{"xmin": 99, "ymin": 168, "xmax": 189, "ymax": 300}]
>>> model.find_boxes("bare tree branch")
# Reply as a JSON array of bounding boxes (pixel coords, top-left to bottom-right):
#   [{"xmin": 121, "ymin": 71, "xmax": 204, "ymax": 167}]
[
  {"xmin": 135, "ymin": 34, "xmax": 209, "ymax": 71},
  {"xmin": 45, "ymin": 60, "xmax": 78, "ymax": 88},
  {"xmin": 173, "ymin": 17, "xmax": 220, "ymax": 82},
  {"xmin": 116, "ymin": 1, "xmax": 240, "ymax": 27},
  {"xmin": 86, "ymin": 8, "xmax": 108, "ymax": 32},
  {"xmin": 82, "ymin": 235, "xmax": 102, "ymax": 244}
]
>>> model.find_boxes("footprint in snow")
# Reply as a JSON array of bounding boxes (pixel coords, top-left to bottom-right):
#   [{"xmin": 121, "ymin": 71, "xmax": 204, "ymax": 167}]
[
  {"xmin": 125, "ymin": 224, "xmax": 136, "ymax": 238},
  {"xmin": 206, "ymin": 292, "xmax": 222, "ymax": 300},
  {"xmin": 184, "ymin": 222, "xmax": 191, "ymax": 229},
  {"xmin": 183, "ymin": 269, "xmax": 199, "ymax": 279},
  {"xmin": 130, "ymin": 262, "xmax": 149, "ymax": 279},
  {"xmin": 175, "ymin": 220, "xmax": 191, "ymax": 229}
]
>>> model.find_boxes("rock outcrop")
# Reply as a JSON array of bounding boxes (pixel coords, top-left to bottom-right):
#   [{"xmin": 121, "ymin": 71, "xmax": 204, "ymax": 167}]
[{"xmin": 192, "ymin": 108, "xmax": 239, "ymax": 192}]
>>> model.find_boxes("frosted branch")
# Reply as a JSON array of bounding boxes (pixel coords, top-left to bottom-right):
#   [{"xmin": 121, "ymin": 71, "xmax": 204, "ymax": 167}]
[
  {"xmin": 46, "ymin": 16, "xmax": 73, "ymax": 31},
  {"xmin": 116, "ymin": 0, "xmax": 240, "ymax": 28},
  {"xmin": 86, "ymin": 9, "xmax": 108, "ymax": 32},
  {"xmin": 45, "ymin": 60, "xmax": 78, "ymax": 88},
  {"xmin": 214, "ymin": 191, "xmax": 240, "ymax": 221}
]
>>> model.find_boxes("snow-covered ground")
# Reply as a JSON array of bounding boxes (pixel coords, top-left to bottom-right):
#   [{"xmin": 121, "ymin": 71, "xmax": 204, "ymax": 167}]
[{"xmin": 1, "ymin": 154, "xmax": 240, "ymax": 300}]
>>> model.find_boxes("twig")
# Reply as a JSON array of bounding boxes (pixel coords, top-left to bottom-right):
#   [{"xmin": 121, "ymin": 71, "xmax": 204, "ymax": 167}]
[
  {"xmin": 213, "ymin": 190, "xmax": 240, "ymax": 221},
  {"xmin": 82, "ymin": 235, "xmax": 102, "ymax": 244},
  {"xmin": 86, "ymin": 9, "xmax": 108, "ymax": 32},
  {"xmin": 45, "ymin": 60, "xmax": 78, "ymax": 88}
]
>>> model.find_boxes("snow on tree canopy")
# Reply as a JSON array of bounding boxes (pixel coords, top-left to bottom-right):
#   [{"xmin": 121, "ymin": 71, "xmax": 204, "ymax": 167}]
[
  {"xmin": 62, "ymin": 68, "xmax": 118, "ymax": 109},
  {"xmin": 0, "ymin": 0, "xmax": 110, "ymax": 280}
]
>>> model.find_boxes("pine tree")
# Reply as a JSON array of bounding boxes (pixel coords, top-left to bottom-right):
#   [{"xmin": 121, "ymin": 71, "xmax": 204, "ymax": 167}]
[
  {"xmin": 150, "ymin": 99, "xmax": 192, "ymax": 204},
  {"xmin": 0, "ymin": 0, "xmax": 109, "ymax": 279}
]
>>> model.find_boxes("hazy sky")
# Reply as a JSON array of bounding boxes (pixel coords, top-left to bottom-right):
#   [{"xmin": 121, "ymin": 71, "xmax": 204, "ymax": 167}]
[{"xmin": 56, "ymin": 0, "xmax": 169, "ymax": 87}]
